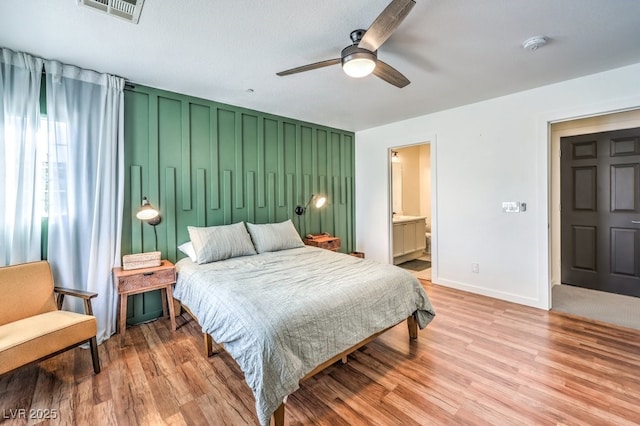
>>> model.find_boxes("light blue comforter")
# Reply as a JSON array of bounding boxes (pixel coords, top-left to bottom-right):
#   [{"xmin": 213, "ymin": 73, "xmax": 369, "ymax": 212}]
[{"xmin": 173, "ymin": 246, "xmax": 435, "ymax": 425}]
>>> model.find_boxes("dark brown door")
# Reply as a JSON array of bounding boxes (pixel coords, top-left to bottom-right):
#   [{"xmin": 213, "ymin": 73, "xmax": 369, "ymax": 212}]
[{"xmin": 561, "ymin": 127, "xmax": 640, "ymax": 297}]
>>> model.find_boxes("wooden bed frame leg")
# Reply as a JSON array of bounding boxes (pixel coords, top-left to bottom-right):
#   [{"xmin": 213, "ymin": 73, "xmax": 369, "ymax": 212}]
[
  {"xmin": 204, "ymin": 332, "xmax": 223, "ymax": 357},
  {"xmin": 204, "ymin": 333, "xmax": 214, "ymax": 357},
  {"xmin": 272, "ymin": 403, "xmax": 285, "ymax": 426},
  {"xmin": 407, "ymin": 314, "xmax": 418, "ymax": 340}
]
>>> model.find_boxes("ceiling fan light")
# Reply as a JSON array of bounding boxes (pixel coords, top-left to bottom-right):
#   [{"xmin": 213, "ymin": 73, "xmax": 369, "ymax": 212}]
[{"xmin": 343, "ymin": 57, "xmax": 376, "ymax": 78}]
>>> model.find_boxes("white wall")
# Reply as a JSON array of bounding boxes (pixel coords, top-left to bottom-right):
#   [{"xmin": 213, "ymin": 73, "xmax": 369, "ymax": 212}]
[
  {"xmin": 397, "ymin": 145, "xmax": 422, "ymax": 216},
  {"xmin": 419, "ymin": 144, "xmax": 431, "ymax": 231},
  {"xmin": 355, "ymin": 62, "xmax": 640, "ymax": 310}
]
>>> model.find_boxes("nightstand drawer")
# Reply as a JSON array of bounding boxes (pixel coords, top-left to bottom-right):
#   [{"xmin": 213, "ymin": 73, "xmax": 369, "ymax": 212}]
[
  {"xmin": 118, "ymin": 268, "xmax": 175, "ymax": 292},
  {"xmin": 323, "ymin": 239, "xmax": 341, "ymax": 251},
  {"xmin": 304, "ymin": 236, "xmax": 341, "ymax": 251}
]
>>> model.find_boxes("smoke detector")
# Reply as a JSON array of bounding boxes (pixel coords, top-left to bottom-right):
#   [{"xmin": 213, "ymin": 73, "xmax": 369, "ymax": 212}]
[
  {"xmin": 522, "ymin": 36, "xmax": 547, "ymax": 51},
  {"xmin": 77, "ymin": 0, "xmax": 145, "ymax": 24}
]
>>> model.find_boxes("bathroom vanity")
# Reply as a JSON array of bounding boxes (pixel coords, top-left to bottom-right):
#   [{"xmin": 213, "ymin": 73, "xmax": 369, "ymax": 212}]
[{"xmin": 392, "ymin": 215, "xmax": 427, "ymax": 265}]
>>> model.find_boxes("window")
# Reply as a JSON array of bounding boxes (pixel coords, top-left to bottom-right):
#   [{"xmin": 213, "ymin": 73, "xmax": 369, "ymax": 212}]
[{"xmin": 3, "ymin": 115, "xmax": 69, "ymax": 218}]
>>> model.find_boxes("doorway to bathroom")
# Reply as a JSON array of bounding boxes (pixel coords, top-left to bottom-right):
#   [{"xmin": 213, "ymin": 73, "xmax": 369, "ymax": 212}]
[{"xmin": 390, "ymin": 143, "xmax": 432, "ymax": 280}]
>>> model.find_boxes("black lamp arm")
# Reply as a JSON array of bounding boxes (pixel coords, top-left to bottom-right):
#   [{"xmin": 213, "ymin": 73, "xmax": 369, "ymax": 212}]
[{"xmin": 295, "ymin": 194, "xmax": 317, "ymax": 216}]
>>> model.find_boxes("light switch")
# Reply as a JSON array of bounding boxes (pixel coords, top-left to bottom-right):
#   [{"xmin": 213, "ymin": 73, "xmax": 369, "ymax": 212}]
[{"xmin": 502, "ymin": 201, "xmax": 520, "ymax": 213}]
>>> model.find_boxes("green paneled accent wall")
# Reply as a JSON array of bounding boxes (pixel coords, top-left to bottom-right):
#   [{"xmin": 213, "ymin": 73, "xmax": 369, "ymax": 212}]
[{"xmin": 122, "ymin": 85, "xmax": 355, "ymax": 324}]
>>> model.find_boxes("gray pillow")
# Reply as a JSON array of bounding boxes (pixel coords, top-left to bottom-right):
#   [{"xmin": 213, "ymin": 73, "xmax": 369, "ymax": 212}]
[
  {"xmin": 187, "ymin": 222, "xmax": 256, "ymax": 264},
  {"xmin": 177, "ymin": 241, "xmax": 197, "ymax": 262},
  {"xmin": 246, "ymin": 220, "xmax": 305, "ymax": 253}
]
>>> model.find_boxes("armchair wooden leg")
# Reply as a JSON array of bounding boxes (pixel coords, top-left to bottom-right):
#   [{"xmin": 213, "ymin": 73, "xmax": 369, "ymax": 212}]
[{"xmin": 89, "ymin": 337, "xmax": 101, "ymax": 374}]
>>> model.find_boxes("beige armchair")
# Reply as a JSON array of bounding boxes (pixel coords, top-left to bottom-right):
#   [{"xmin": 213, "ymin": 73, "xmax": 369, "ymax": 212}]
[{"xmin": 0, "ymin": 260, "xmax": 100, "ymax": 376}]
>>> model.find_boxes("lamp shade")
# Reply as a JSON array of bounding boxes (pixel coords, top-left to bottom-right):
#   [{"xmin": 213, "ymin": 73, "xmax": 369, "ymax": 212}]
[
  {"xmin": 314, "ymin": 195, "xmax": 327, "ymax": 208},
  {"xmin": 136, "ymin": 197, "xmax": 161, "ymax": 225}
]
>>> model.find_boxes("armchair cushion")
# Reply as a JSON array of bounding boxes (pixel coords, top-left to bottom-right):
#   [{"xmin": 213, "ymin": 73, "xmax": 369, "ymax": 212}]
[
  {"xmin": 0, "ymin": 261, "xmax": 57, "ymax": 325},
  {"xmin": 0, "ymin": 311, "xmax": 97, "ymax": 375}
]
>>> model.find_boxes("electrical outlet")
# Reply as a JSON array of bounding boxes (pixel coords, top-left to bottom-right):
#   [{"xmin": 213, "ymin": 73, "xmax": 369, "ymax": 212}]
[{"xmin": 471, "ymin": 263, "xmax": 479, "ymax": 273}]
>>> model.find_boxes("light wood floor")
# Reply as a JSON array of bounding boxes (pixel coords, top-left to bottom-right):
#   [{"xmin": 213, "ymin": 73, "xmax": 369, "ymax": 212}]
[{"xmin": 2, "ymin": 281, "xmax": 640, "ymax": 425}]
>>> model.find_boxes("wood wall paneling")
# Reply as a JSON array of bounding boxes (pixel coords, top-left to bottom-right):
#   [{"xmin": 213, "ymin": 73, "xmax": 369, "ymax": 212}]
[
  {"xmin": 209, "ymin": 107, "xmax": 220, "ymax": 210},
  {"xmin": 181, "ymin": 100, "xmax": 191, "ymax": 210},
  {"xmin": 123, "ymin": 85, "xmax": 355, "ymax": 324},
  {"xmin": 165, "ymin": 167, "xmax": 177, "ymax": 261}
]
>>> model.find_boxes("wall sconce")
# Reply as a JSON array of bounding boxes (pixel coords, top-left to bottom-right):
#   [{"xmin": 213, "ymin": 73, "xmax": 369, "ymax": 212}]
[
  {"xmin": 391, "ymin": 151, "xmax": 400, "ymax": 162},
  {"xmin": 136, "ymin": 196, "xmax": 161, "ymax": 250},
  {"xmin": 295, "ymin": 194, "xmax": 327, "ymax": 215}
]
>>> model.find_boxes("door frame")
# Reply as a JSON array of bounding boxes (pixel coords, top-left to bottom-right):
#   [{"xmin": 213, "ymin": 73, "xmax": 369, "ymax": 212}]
[
  {"xmin": 387, "ymin": 141, "xmax": 436, "ymax": 271},
  {"xmin": 540, "ymin": 100, "xmax": 640, "ymax": 310},
  {"xmin": 551, "ymin": 113, "xmax": 640, "ymax": 293}
]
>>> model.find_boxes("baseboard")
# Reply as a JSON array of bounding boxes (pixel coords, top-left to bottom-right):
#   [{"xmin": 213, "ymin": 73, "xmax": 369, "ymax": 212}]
[{"xmin": 431, "ymin": 276, "xmax": 546, "ymax": 310}]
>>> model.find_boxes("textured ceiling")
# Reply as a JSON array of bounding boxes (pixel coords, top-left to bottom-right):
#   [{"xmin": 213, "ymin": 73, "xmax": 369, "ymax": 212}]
[{"xmin": 2, "ymin": 0, "xmax": 640, "ymax": 131}]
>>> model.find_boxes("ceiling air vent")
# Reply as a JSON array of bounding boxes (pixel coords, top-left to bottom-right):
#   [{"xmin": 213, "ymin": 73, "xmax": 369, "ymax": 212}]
[{"xmin": 77, "ymin": 0, "xmax": 145, "ymax": 24}]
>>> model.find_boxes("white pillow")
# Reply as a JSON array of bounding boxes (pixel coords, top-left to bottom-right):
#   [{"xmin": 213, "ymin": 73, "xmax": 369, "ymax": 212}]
[
  {"xmin": 246, "ymin": 220, "xmax": 305, "ymax": 253},
  {"xmin": 177, "ymin": 241, "xmax": 197, "ymax": 262},
  {"xmin": 187, "ymin": 222, "xmax": 256, "ymax": 264}
]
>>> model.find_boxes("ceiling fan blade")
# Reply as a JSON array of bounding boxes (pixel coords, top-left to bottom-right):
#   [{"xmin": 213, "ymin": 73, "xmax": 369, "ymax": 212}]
[
  {"xmin": 358, "ymin": 0, "xmax": 416, "ymax": 52},
  {"xmin": 373, "ymin": 60, "xmax": 410, "ymax": 88},
  {"xmin": 276, "ymin": 58, "xmax": 341, "ymax": 76}
]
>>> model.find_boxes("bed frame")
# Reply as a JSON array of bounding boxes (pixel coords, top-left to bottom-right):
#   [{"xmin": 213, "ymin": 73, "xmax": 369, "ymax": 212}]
[{"xmin": 181, "ymin": 304, "xmax": 418, "ymax": 426}]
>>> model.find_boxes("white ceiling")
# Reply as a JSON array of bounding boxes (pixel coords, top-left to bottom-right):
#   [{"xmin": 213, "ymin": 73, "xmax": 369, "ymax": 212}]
[{"xmin": 2, "ymin": 0, "xmax": 640, "ymax": 132}]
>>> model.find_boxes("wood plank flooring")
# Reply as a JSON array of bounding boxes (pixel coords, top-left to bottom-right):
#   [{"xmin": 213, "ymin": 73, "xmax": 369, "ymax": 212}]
[{"xmin": 2, "ymin": 280, "xmax": 640, "ymax": 425}]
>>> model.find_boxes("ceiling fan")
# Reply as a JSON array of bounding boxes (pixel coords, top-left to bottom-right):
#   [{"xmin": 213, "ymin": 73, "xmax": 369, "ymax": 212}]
[{"xmin": 276, "ymin": 0, "xmax": 416, "ymax": 88}]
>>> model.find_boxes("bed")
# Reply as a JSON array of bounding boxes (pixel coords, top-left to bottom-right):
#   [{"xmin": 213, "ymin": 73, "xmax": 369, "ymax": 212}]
[{"xmin": 172, "ymin": 220, "xmax": 435, "ymax": 425}]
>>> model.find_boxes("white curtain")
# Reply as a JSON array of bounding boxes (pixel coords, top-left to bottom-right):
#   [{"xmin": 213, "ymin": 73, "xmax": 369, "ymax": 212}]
[
  {"xmin": 44, "ymin": 60, "xmax": 124, "ymax": 343},
  {"xmin": 0, "ymin": 48, "xmax": 43, "ymax": 266}
]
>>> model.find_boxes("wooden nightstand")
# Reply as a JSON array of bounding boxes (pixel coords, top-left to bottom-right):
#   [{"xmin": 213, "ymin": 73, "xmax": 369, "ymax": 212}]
[
  {"xmin": 113, "ymin": 260, "xmax": 176, "ymax": 346},
  {"xmin": 304, "ymin": 235, "xmax": 341, "ymax": 252}
]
